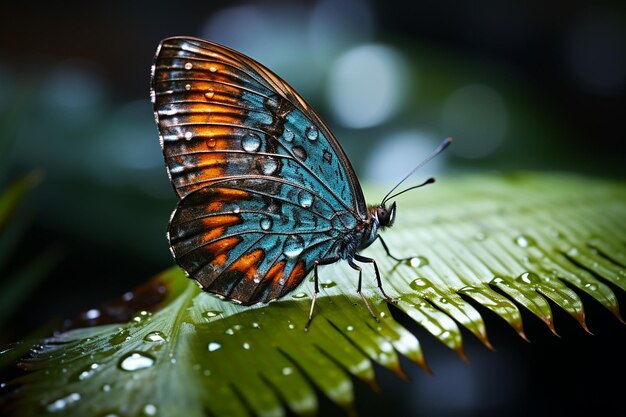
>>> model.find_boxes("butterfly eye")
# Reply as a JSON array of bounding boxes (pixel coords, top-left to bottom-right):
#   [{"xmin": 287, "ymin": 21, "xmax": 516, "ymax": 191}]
[{"xmin": 376, "ymin": 207, "xmax": 391, "ymax": 227}]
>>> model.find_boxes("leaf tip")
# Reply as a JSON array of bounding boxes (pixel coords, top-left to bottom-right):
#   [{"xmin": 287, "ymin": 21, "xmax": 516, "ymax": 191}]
[{"xmin": 456, "ymin": 347, "xmax": 469, "ymax": 363}]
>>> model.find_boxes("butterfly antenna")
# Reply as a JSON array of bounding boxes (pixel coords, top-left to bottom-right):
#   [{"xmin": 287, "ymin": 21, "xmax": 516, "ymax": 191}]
[{"xmin": 381, "ymin": 137, "xmax": 453, "ymax": 205}]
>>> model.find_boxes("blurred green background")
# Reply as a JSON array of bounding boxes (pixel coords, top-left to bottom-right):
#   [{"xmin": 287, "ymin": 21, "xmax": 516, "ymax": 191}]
[{"xmin": 1, "ymin": 1, "xmax": 624, "ymax": 416}]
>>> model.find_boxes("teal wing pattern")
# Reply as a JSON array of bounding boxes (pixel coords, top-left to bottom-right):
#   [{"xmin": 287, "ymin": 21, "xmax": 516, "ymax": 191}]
[{"xmin": 151, "ymin": 37, "xmax": 367, "ymax": 303}]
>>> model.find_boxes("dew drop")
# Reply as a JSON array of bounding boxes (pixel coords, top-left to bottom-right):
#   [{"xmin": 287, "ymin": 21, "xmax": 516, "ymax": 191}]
[
  {"xmin": 407, "ymin": 256, "xmax": 429, "ymax": 268},
  {"xmin": 283, "ymin": 129, "xmax": 294, "ymax": 142},
  {"xmin": 291, "ymin": 292, "xmax": 307, "ymax": 299},
  {"xmin": 205, "ymin": 89, "xmax": 215, "ymax": 99},
  {"xmin": 306, "ymin": 125, "xmax": 319, "ymax": 141},
  {"xmin": 184, "ymin": 62, "xmax": 193, "ymax": 70},
  {"xmin": 184, "ymin": 131, "xmax": 193, "ymax": 141},
  {"xmin": 282, "ymin": 367, "xmax": 293, "ymax": 376},
  {"xmin": 185, "ymin": 84, "xmax": 191, "ymax": 91},
  {"xmin": 101, "ymin": 384, "xmax": 112, "ymax": 392},
  {"xmin": 209, "ymin": 66, "xmax": 217, "ymax": 72},
  {"xmin": 567, "ymin": 247, "xmax": 579, "ymax": 256},
  {"xmin": 283, "ymin": 235, "xmax": 305, "ymax": 258},
  {"xmin": 144, "ymin": 331, "xmax": 166, "ymax": 343},
  {"xmin": 298, "ymin": 190, "xmax": 314, "ymax": 208},
  {"xmin": 132, "ymin": 310, "xmax": 152, "ymax": 324},
  {"xmin": 260, "ymin": 217, "xmax": 273, "ymax": 231},
  {"xmin": 320, "ymin": 280, "xmax": 336, "ymax": 289},
  {"xmin": 46, "ymin": 393, "xmax": 81, "ymax": 413},
  {"xmin": 206, "ymin": 138, "xmax": 216, "ymax": 148},
  {"xmin": 205, "ymin": 310, "xmax": 221, "ymax": 318},
  {"xmin": 278, "ymin": 278, "xmax": 286, "ymax": 285},
  {"xmin": 346, "ymin": 325, "xmax": 354, "ymax": 332},
  {"xmin": 584, "ymin": 282, "xmax": 598, "ymax": 291},
  {"xmin": 514, "ymin": 234, "xmax": 536, "ymax": 248},
  {"xmin": 143, "ymin": 404, "xmax": 158, "ymax": 416},
  {"xmin": 253, "ymin": 275, "xmax": 261, "ymax": 284},
  {"xmin": 242, "ymin": 134, "xmax": 261, "ymax": 152},
  {"xmin": 233, "ymin": 205, "xmax": 241, "ymax": 214},
  {"xmin": 208, "ymin": 341, "xmax": 222, "ymax": 352},
  {"xmin": 517, "ymin": 272, "xmax": 540, "ymax": 285},
  {"xmin": 491, "ymin": 277, "xmax": 506, "ymax": 284},
  {"xmin": 292, "ymin": 145, "xmax": 307, "ymax": 160},
  {"xmin": 242, "ymin": 342, "xmax": 251, "ymax": 350},
  {"xmin": 409, "ymin": 278, "xmax": 428, "ymax": 291},
  {"xmin": 75, "ymin": 363, "xmax": 99, "ymax": 381},
  {"xmin": 262, "ymin": 157, "xmax": 278, "ymax": 175},
  {"xmin": 288, "ymin": 323, "xmax": 295, "ymax": 330},
  {"xmin": 252, "ymin": 322, "xmax": 261, "ymax": 329},
  {"xmin": 118, "ymin": 352, "xmax": 155, "ymax": 372}
]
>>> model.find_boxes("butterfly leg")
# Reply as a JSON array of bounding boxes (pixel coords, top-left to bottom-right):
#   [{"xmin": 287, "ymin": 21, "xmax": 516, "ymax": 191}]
[
  {"xmin": 348, "ymin": 258, "xmax": 380, "ymax": 323},
  {"xmin": 305, "ymin": 257, "xmax": 340, "ymax": 332},
  {"xmin": 354, "ymin": 254, "xmax": 396, "ymax": 303},
  {"xmin": 378, "ymin": 235, "xmax": 414, "ymax": 263}
]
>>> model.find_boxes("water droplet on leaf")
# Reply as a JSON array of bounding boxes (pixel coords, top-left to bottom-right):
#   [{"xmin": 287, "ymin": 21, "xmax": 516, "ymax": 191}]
[
  {"xmin": 207, "ymin": 341, "xmax": 222, "ymax": 352},
  {"xmin": 46, "ymin": 393, "xmax": 81, "ymax": 413},
  {"xmin": 514, "ymin": 234, "xmax": 536, "ymax": 248},
  {"xmin": 143, "ymin": 404, "xmax": 158, "ymax": 416},
  {"xmin": 118, "ymin": 352, "xmax": 155, "ymax": 372},
  {"xmin": 291, "ymin": 292, "xmax": 307, "ymax": 299},
  {"xmin": 408, "ymin": 256, "xmax": 429, "ymax": 267},
  {"xmin": 144, "ymin": 331, "xmax": 166, "ymax": 343}
]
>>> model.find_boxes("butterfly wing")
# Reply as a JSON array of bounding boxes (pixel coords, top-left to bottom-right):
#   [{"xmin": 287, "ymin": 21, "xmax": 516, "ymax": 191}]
[{"xmin": 151, "ymin": 37, "xmax": 366, "ymax": 304}]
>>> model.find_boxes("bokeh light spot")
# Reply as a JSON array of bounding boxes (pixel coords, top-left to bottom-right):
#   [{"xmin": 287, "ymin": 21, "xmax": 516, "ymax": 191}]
[
  {"xmin": 327, "ymin": 44, "xmax": 408, "ymax": 129},
  {"xmin": 364, "ymin": 131, "xmax": 444, "ymax": 186}
]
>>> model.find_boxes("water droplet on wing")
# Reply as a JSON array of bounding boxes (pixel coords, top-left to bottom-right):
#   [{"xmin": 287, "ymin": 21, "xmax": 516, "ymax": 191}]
[{"xmin": 242, "ymin": 134, "xmax": 261, "ymax": 152}]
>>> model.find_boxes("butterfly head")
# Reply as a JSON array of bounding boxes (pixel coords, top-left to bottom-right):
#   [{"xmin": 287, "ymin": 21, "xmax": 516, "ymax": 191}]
[{"xmin": 374, "ymin": 201, "xmax": 397, "ymax": 229}]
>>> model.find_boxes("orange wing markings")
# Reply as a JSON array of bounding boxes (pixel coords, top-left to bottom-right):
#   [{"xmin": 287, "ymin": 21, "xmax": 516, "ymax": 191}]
[
  {"xmin": 201, "ymin": 214, "xmax": 240, "ymax": 229},
  {"xmin": 201, "ymin": 236, "xmax": 241, "ymax": 264},
  {"xmin": 227, "ymin": 248, "xmax": 265, "ymax": 281},
  {"xmin": 287, "ymin": 261, "xmax": 307, "ymax": 288},
  {"xmin": 213, "ymin": 187, "xmax": 250, "ymax": 200},
  {"xmin": 266, "ymin": 260, "xmax": 286, "ymax": 285},
  {"xmin": 201, "ymin": 213, "xmax": 239, "ymax": 241}
]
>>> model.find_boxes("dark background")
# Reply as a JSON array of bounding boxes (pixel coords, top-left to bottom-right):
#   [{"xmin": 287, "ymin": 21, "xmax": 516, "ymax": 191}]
[{"xmin": 1, "ymin": 1, "xmax": 624, "ymax": 416}]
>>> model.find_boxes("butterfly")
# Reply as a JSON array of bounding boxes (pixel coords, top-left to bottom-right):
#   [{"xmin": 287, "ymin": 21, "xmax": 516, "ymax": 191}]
[{"xmin": 150, "ymin": 36, "xmax": 451, "ymax": 330}]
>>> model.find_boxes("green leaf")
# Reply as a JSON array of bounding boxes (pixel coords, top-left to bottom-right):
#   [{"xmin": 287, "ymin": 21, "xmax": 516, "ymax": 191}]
[{"xmin": 2, "ymin": 173, "xmax": 624, "ymax": 417}]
